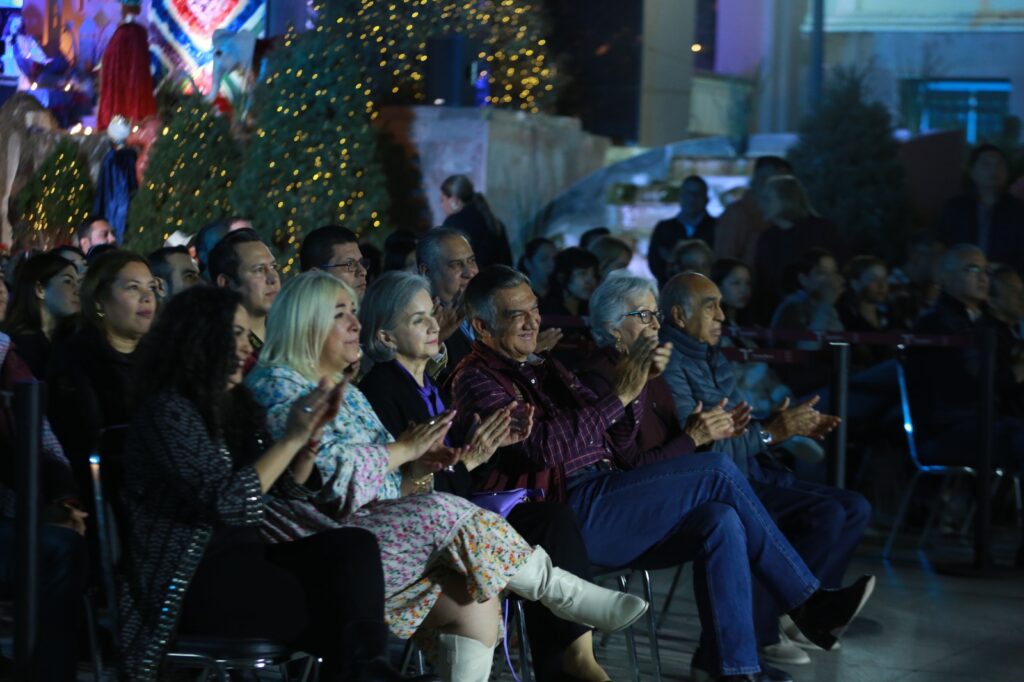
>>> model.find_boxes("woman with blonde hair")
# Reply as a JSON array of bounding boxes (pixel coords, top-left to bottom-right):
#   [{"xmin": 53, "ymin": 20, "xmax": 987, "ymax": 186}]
[
  {"xmin": 247, "ymin": 271, "xmax": 647, "ymax": 681},
  {"xmin": 752, "ymin": 175, "xmax": 844, "ymax": 323}
]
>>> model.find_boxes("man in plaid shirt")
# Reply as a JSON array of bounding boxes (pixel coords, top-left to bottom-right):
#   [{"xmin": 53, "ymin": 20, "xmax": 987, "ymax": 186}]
[{"xmin": 451, "ymin": 266, "xmax": 875, "ymax": 682}]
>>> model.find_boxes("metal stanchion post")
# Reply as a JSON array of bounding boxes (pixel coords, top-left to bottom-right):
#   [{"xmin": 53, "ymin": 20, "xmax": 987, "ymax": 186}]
[
  {"xmin": 828, "ymin": 343, "xmax": 850, "ymax": 489},
  {"xmin": 974, "ymin": 328, "xmax": 996, "ymax": 570},
  {"xmin": 14, "ymin": 381, "xmax": 44, "ymax": 681}
]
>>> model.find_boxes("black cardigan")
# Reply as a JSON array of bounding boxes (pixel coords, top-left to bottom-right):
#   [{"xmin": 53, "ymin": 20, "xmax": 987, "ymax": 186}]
[{"xmin": 359, "ymin": 360, "xmax": 476, "ymax": 497}]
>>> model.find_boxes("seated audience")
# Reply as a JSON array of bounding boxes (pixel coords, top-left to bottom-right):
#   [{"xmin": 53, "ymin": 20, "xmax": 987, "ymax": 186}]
[
  {"xmin": 578, "ymin": 274, "xmax": 740, "ymax": 465},
  {"xmin": 48, "ymin": 250, "xmax": 156, "ymax": 490},
  {"xmin": 650, "ymin": 175, "xmax": 717, "ymax": 287},
  {"xmin": 587, "ymin": 235, "xmax": 633, "ymax": 281},
  {"xmin": 440, "ymin": 174, "xmax": 513, "ymax": 268},
  {"xmin": 383, "ymin": 229, "xmax": 420, "ymax": 273},
  {"xmin": 118, "ymin": 285, "xmax": 418, "ymax": 682},
  {"xmin": 908, "ymin": 245, "xmax": 1024, "ymax": 565},
  {"xmin": 147, "ymin": 245, "xmax": 200, "ymax": 302},
  {"xmin": 76, "ymin": 217, "xmax": 117, "ymax": 254},
  {"xmin": 659, "ymin": 272, "xmax": 871, "ymax": 668},
  {"xmin": 51, "ymin": 245, "xmax": 87, "ymax": 276},
  {"xmin": 753, "ymin": 177, "xmax": 844, "ymax": 323},
  {"xmin": 359, "ymin": 271, "xmax": 620, "ymax": 682},
  {"xmin": 518, "ymin": 237, "xmax": 557, "ymax": 298},
  {"xmin": 888, "ymin": 236, "xmax": 944, "ymax": 328},
  {"xmin": 85, "ymin": 243, "xmax": 118, "ymax": 265},
  {"xmin": 668, "ymin": 238, "xmax": 714, "ymax": 279},
  {"xmin": 208, "ymin": 229, "xmax": 280, "ymax": 350},
  {"xmin": 540, "ymin": 247, "xmax": 598, "ymax": 318},
  {"xmin": 417, "ymin": 228, "xmax": 480, "ymax": 382},
  {"xmin": 247, "ymin": 272, "xmax": 646, "ymax": 681},
  {"xmin": 0, "ymin": 279, "xmax": 6, "ymax": 322},
  {"xmin": 936, "ymin": 144, "xmax": 1024, "ymax": 273},
  {"xmin": 711, "ymin": 259, "xmax": 799, "ymax": 419},
  {"xmin": 1, "ymin": 331, "xmax": 86, "ymax": 682},
  {"xmin": 715, "ymin": 156, "xmax": 793, "ymax": 266},
  {"xmin": 770, "ymin": 248, "xmax": 845, "ymax": 349},
  {"xmin": 453, "ymin": 265, "xmax": 875, "ymax": 682},
  {"xmin": 578, "ymin": 226, "xmax": 611, "ymax": 251},
  {"xmin": 3, "ymin": 252, "xmax": 80, "ymax": 377},
  {"xmin": 840, "ymin": 255, "xmax": 896, "ymax": 367},
  {"xmin": 192, "ymin": 219, "xmax": 232, "ymax": 279},
  {"xmin": 299, "ymin": 224, "xmax": 370, "ymax": 298}
]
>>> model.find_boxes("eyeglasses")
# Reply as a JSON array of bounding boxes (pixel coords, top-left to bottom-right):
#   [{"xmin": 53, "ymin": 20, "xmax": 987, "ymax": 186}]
[
  {"xmin": 962, "ymin": 264, "xmax": 987, "ymax": 276},
  {"xmin": 324, "ymin": 257, "xmax": 371, "ymax": 274},
  {"xmin": 623, "ymin": 309, "xmax": 664, "ymax": 325}
]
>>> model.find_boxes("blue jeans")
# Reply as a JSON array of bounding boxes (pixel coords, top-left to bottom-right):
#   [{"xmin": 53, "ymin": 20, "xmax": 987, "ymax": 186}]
[
  {"xmin": 748, "ymin": 470, "xmax": 872, "ymax": 646},
  {"xmin": 0, "ymin": 520, "xmax": 87, "ymax": 681},
  {"xmin": 565, "ymin": 452, "xmax": 820, "ymax": 676}
]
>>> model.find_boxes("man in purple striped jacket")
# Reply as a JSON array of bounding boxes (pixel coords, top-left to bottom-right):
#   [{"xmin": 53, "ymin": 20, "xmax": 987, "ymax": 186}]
[{"xmin": 451, "ymin": 265, "xmax": 875, "ymax": 682}]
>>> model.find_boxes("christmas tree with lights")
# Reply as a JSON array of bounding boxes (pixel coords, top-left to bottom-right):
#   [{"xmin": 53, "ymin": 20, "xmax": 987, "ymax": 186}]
[
  {"xmin": 340, "ymin": 0, "xmax": 561, "ymax": 113},
  {"xmin": 15, "ymin": 139, "xmax": 94, "ymax": 247},
  {"xmin": 233, "ymin": 14, "xmax": 389, "ymax": 274},
  {"xmin": 126, "ymin": 95, "xmax": 241, "ymax": 253}
]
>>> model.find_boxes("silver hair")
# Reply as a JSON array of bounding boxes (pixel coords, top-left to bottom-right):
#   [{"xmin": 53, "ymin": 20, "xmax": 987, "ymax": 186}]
[
  {"xmin": 941, "ymin": 243, "xmax": 986, "ymax": 272},
  {"xmin": 464, "ymin": 265, "xmax": 531, "ymax": 329},
  {"xmin": 660, "ymin": 272, "xmax": 708, "ymax": 321},
  {"xmin": 416, "ymin": 227, "xmax": 469, "ymax": 280},
  {"xmin": 588, "ymin": 273, "xmax": 658, "ymax": 348},
  {"xmin": 359, "ymin": 270, "xmax": 433, "ymax": 363}
]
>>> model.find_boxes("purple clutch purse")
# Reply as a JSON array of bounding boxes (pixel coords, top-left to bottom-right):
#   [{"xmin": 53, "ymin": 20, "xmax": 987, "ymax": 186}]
[{"xmin": 470, "ymin": 488, "xmax": 545, "ymax": 518}]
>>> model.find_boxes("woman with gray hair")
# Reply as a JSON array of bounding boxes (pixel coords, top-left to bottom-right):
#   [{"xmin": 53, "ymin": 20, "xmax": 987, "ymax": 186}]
[
  {"xmin": 578, "ymin": 273, "xmax": 743, "ymax": 466},
  {"xmin": 359, "ymin": 271, "xmax": 628, "ymax": 682},
  {"xmin": 249, "ymin": 271, "xmax": 648, "ymax": 682}
]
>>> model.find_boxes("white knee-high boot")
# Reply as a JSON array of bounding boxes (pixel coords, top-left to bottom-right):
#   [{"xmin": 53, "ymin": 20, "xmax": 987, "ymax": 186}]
[
  {"xmin": 435, "ymin": 633, "xmax": 496, "ymax": 682},
  {"xmin": 506, "ymin": 547, "xmax": 648, "ymax": 633}
]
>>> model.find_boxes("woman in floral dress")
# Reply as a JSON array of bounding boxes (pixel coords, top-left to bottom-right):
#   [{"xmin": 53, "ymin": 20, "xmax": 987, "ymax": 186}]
[{"xmin": 247, "ymin": 271, "xmax": 648, "ymax": 681}]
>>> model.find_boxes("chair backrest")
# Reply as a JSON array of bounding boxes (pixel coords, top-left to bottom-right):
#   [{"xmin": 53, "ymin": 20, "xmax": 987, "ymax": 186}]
[
  {"xmin": 88, "ymin": 424, "xmax": 130, "ymax": 654},
  {"xmin": 895, "ymin": 348, "xmax": 923, "ymax": 469}
]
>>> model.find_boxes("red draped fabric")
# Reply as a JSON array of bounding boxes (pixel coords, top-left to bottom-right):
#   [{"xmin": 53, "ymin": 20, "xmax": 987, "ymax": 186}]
[{"xmin": 97, "ymin": 22, "xmax": 157, "ymax": 131}]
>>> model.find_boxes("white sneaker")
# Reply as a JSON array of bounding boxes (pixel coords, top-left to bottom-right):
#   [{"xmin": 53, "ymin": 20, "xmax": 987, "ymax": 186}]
[
  {"xmin": 761, "ymin": 630, "xmax": 811, "ymax": 665},
  {"xmin": 780, "ymin": 614, "xmax": 841, "ymax": 652}
]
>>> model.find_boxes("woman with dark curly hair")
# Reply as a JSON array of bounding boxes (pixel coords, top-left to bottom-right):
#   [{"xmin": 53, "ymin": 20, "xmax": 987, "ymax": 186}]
[{"xmin": 119, "ymin": 285, "xmax": 421, "ymax": 682}]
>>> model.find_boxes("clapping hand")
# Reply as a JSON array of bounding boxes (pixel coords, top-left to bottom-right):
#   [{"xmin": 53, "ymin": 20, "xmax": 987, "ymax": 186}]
[
  {"xmin": 684, "ymin": 399, "xmax": 735, "ymax": 446},
  {"xmin": 536, "ymin": 328, "xmax": 564, "ymax": 354}
]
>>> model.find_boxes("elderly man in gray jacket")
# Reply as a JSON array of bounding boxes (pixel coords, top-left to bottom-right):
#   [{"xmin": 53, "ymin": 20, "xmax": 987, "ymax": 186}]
[{"xmin": 660, "ymin": 272, "xmax": 872, "ymax": 669}]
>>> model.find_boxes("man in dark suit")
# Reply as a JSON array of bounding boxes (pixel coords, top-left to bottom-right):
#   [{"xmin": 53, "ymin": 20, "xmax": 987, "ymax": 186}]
[{"xmin": 649, "ymin": 175, "xmax": 717, "ymax": 288}]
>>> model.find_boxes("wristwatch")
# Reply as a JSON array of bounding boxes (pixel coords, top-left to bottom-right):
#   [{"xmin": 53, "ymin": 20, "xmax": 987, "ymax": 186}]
[{"xmin": 758, "ymin": 429, "xmax": 774, "ymax": 446}]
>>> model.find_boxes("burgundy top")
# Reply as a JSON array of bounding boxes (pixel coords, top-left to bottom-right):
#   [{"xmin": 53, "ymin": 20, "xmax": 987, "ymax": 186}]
[
  {"xmin": 451, "ymin": 342, "xmax": 637, "ymax": 501},
  {"xmin": 577, "ymin": 347, "xmax": 697, "ymax": 468}
]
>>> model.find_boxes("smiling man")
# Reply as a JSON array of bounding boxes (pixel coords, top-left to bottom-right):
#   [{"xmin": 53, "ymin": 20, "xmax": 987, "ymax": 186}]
[
  {"xmin": 208, "ymin": 229, "xmax": 281, "ymax": 350},
  {"xmin": 452, "ymin": 265, "xmax": 875, "ymax": 682},
  {"xmin": 660, "ymin": 272, "xmax": 871, "ymax": 670}
]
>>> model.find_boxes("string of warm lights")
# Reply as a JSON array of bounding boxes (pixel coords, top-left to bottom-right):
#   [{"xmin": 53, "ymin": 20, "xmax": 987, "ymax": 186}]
[
  {"xmin": 15, "ymin": 139, "xmax": 94, "ymax": 247},
  {"xmin": 233, "ymin": 19, "xmax": 389, "ymax": 274},
  {"xmin": 127, "ymin": 96, "xmax": 241, "ymax": 253},
  {"xmin": 323, "ymin": 0, "xmax": 561, "ymax": 113}
]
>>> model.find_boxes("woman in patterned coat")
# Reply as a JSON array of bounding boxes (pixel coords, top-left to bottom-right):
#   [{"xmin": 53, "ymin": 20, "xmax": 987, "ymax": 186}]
[
  {"xmin": 118, "ymin": 286, "xmax": 422, "ymax": 682},
  {"xmin": 248, "ymin": 271, "xmax": 649, "ymax": 681}
]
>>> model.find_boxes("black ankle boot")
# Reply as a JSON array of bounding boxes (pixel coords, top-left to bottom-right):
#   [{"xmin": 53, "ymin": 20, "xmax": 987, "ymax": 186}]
[{"xmin": 788, "ymin": 575, "xmax": 875, "ymax": 651}]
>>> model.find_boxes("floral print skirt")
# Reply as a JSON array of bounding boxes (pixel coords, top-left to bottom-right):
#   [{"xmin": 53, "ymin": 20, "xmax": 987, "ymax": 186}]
[{"xmin": 261, "ymin": 491, "xmax": 533, "ymax": 638}]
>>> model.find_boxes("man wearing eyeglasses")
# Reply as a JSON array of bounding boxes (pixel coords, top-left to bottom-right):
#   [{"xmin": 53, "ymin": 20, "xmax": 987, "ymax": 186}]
[
  {"xmin": 299, "ymin": 224, "xmax": 370, "ymax": 298},
  {"xmin": 910, "ymin": 243, "xmax": 1024, "ymax": 566}
]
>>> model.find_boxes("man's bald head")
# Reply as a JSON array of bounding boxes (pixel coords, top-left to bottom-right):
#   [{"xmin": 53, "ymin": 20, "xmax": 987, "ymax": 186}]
[{"xmin": 660, "ymin": 272, "xmax": 725, "ymax": 346}]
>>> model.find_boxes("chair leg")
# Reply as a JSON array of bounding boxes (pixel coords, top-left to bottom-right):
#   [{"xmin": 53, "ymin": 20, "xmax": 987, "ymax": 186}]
[
  {"xmin": 514, "ymin": 598, "xmax": 534, "ymax": 682},
  {"xmin": 82, "ymin": 595, "xmax": 104, "ymax": 682},
  {"xmin": 883, "ymin": 470, "xmax": 922, "ymax": 558},
  {"xmin": 920, "ymin": 473, "xmax": 953, "ymax": 549},
  {"xmin": 641, "ymin": 570, "xmax": 663, "ymax": 682},
  {"xmin": 656, "ymin": 563, "xmax": 684, "ymax": 632},
  {"xmin": 1014, "ymin": 475, "xmax": 1023, "ymax": 529},
  {"xmin": 618, "ymin": 574, "xmax": 641, "ymax": 682}
]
